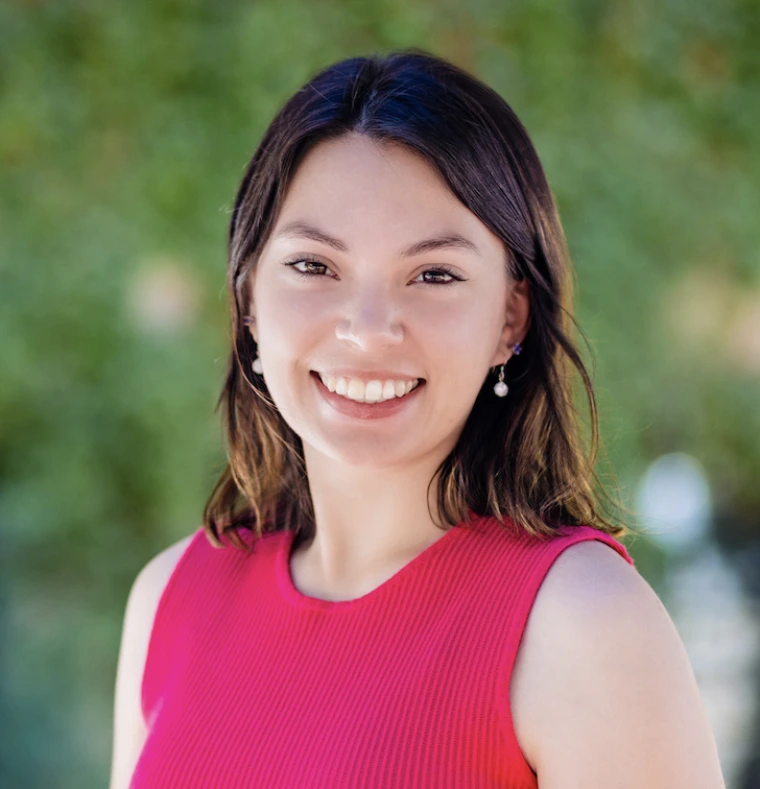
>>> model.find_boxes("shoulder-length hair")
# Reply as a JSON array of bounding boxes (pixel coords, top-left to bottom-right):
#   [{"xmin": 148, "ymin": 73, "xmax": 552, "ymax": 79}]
[{"xmin": 203, "ymin": 49, "xmax": 631, "ymax": 550}]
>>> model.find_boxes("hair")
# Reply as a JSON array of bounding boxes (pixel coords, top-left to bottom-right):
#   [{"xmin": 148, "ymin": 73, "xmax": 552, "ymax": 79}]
[{"xmin": 203, "ymin": 48, "xmax": 634, "ymax": 551}]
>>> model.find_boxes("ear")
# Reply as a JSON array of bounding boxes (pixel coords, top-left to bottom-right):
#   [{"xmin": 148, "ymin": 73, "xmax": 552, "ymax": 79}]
[
  {"xmin": 242, "ymin": 301, "xmax": 258, "ymax": 343},
  {"xmin": 489, "ymin": 276, "xmax": 530, "ymax": 368},
  {"xmin": 242, "ymin": 273, "xmax": 259, "ymax": 343},
  {"xmin": 241, "ymin": 266, "xmax": 259, "ymax": 345}
]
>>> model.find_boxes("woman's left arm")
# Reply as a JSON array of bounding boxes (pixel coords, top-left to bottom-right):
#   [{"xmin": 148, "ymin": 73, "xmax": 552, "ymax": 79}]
[{"xmin": 513, "ymin": 540, "xmax": 727, "ymax": 789}]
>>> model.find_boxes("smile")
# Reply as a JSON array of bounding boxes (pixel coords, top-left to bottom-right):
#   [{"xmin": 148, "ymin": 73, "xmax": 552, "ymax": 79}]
[
  {"xmin": 310, "ymin": 371, "xmax": 425, "ymax": 420},
  {"xmin": 317, "ymin": 372, "xmax": 422, "ymax": 404}
]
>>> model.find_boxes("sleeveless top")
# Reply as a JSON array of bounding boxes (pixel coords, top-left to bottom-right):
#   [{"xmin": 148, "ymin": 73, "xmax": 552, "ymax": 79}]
[{"xmin": 130, "ymin": 513, "xmax": 635, "ymax": 788}]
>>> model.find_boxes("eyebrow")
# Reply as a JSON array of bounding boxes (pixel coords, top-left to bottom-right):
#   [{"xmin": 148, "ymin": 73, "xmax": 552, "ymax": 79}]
[{"xmin": 273, "ymin": 220, "xmax": 481, "ymax": 258}]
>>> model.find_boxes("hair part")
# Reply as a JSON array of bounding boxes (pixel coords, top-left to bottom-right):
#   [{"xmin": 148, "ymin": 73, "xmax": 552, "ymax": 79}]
[{"xmin": 203, "ymin": 48, "xmax": 634, "ymax": 551}]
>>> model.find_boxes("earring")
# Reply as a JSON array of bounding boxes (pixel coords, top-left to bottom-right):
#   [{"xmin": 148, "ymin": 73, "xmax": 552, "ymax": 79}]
[
  {"xmin": 493, "ymin": 342, "xmax": 522, "ymax": 398},
  {"xmin": 241, "ymin": 315, "xmax": 263, "ymax": 374},
  {"xmin": 493, "ymin": 364, "xmax": 508, "ymax": 397}
]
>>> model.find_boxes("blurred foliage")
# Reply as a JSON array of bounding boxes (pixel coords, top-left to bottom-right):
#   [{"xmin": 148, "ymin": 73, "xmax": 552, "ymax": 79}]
[{"xmin": 0, "ymin": 0, "xmax": 758, "ymax": 785}]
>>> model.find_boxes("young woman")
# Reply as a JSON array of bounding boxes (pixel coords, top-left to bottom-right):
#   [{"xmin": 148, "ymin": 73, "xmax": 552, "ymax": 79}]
[{"xmin": 110, "ymin": 50, "xmax": 726, "ymax": 788}]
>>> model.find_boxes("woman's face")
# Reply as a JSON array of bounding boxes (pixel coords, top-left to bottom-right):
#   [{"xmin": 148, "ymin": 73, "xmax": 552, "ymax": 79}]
[{"xmin": 247, "ymin": 132, "xmax": 528, "ymax": 469}]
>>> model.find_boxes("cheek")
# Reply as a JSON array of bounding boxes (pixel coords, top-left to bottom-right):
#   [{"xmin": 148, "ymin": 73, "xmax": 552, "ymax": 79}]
[
  {"xmin": 256, "ymin": 285, "xmax": 331, "ymax": 357},
  {"xmin": 418, "ymin": 297, "xmax": 501, "ymax": 368}
]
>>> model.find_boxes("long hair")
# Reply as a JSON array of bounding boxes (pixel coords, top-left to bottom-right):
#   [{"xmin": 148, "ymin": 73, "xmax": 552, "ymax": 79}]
[{"xmin": 203, "ymin": 49, "xmax": 632, "ymax": 550}]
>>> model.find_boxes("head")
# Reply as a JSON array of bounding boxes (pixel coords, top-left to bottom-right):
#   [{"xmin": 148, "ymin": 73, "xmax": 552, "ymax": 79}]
[{"xmin": 205, "ymin": 49, "xmax": 626, "ymax": 548}]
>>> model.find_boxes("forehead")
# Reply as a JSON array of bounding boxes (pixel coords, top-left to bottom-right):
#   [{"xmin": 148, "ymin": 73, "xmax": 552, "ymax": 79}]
[
  {"xmin": 285, "ymin": 133, "xmax": 450, "ymax": 196},
  {"xmin": 271, "ymin": 133, "xmax": 499, "ymax": 251}
]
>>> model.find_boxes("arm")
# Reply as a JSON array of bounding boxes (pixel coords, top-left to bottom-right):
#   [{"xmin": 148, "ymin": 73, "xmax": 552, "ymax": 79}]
[
  {"xmin": 109, "ymin": 535, "xmax": 193, "ymax": 789},
  {"xmin": 511, "ymin": 540, "xmax": 726, "ymax": 789}
]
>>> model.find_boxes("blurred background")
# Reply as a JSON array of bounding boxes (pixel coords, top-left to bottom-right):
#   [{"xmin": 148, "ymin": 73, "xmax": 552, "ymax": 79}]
[{"xmin": 1, "ymin": 0, "xmax": 759, "ymax": 786}]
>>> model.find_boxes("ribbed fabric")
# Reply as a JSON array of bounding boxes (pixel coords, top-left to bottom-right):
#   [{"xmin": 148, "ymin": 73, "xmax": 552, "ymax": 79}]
[{"xmin": 131, "ymin": 513, "xmax": 635, "ymax": 788}]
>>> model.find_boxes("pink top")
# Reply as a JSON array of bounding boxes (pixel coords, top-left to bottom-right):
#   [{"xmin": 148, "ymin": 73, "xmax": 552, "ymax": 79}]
[{"xmin": 131, "ymin": 513, "xmax": 635, "ymax": 788}]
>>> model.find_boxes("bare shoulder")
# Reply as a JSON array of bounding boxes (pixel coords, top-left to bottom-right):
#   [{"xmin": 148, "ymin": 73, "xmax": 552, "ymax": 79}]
[
  {"xmin": 121, "ymin": 533, "xmax": 196, "ymax": 652},
  {"xmin": 109, "ymin": 533, "xmax": 196, "ymax": 789},
  {"xmin": 131, "ymin": 533, "xmax": 195, "ymax": 613},
  {"xmin": 511, "ymin": 539, "xmax": 726, "ymax": 789},
  {"xmin": 119, "ymin": 532, "xmax": 196, "ymax": 698},
  {"xmin": 535, "ymin": 539, "xmax": 647, "ymax": 618}
]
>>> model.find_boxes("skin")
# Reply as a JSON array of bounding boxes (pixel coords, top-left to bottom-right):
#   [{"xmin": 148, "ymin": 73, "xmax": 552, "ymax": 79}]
[
  {"xmin": 246, "ymin": 131, "xmax": 529, "ymax": 600},
  {"xmin": 512, "ymin": 540, "xmax": 727, "ymax": 788},
  {"xmin": 111, "ymin": 131, "xmax": 726, "ymax": 788},
  {"xmin": 110, "ymin": 535, "xmax": 192, "ymax": 789}
]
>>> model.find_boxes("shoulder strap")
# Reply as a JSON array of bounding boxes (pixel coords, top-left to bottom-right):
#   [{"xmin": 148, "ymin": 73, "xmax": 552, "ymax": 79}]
[
  {"xmin": 140, "ymin": 527, "xmax": 208, "ymax": 726},
  {"xmin": 140, "ymin": 526, "xmax": 285, "ymax": 726}
]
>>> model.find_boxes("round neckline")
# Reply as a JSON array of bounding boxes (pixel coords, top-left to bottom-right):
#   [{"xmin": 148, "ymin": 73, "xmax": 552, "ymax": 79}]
[{"xmin": 276, "ymin": 514, "xmax": 480, "ymax": 612}]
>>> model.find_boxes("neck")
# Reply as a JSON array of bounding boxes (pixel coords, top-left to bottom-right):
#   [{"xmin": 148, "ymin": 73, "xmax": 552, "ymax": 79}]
[{"xmin": 292, "ymin": 445, "xmax": 454, "ymax": 599}]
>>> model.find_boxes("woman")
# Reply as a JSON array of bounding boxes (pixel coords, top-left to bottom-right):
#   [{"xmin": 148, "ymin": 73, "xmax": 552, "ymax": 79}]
[{"xmin": 110, "ymin": 50, "xmax": 726, "ymax": 788}]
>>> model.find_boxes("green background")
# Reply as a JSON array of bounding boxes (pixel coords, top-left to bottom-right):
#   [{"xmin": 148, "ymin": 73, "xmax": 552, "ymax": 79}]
[{"xmin": 1, "ymin": 0, "xmax": 758, "ymax": 786}]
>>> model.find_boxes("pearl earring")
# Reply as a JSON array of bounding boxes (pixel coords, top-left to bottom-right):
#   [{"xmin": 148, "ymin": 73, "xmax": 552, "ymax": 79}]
[
  {"xmin": 493, "ymin": 341, "xmax": 522, "ymax": 398},
  {"xmin": 241, "ymin": 315, "xmax": 263, "ymax": 375},
  {"xmin": 493, "ymin": 365, "xmax": 508, "ymax": 397}
]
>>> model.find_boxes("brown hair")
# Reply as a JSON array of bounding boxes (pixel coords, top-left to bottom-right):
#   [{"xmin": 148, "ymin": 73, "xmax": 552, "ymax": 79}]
[{"xmin": 203, "ymin": 49, "xmax": 633, "ymax": 551}]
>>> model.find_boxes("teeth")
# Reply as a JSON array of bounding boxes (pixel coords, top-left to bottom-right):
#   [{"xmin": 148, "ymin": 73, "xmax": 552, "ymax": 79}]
[
  {"xmin": 347, "ymin": 379, "xmax": 365, "ymax": 400},
  {"xmin": 364, "ymin": 380, "xmax": 383, "ymax": 401},
  {"xmin": 318, "ymin": 373, "xmax": 420, "ymax": 403}
]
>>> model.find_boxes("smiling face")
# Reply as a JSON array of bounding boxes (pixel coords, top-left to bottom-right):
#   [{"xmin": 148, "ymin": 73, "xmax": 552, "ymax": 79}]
[{"xmin": 246, "ymin": 132, "xmax": 529, "ymax": 469}]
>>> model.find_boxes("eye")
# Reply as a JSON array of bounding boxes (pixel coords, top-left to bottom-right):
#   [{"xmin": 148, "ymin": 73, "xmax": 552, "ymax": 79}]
[
  {"xmin": 283, "ymin": 257, "xmax": 335, "ymax": 279},
  {"xmin": 414, "ymin": 266, "xmax": 465, "ymax": 286},
  {"xmin": 282, "ymin": 257, "xmax": 466, "ymax": 287}
]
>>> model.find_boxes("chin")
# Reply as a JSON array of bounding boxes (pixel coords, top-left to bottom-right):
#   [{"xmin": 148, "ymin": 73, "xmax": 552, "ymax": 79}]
[{"xmin": 305, "ymin": 433, "xmax": 426, "ymax": 469}]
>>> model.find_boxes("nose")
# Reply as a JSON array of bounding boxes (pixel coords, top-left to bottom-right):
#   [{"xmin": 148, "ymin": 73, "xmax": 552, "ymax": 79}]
[{"xmin": 334, "ymin": 286, "xmax": 404, "ymax": 351}]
